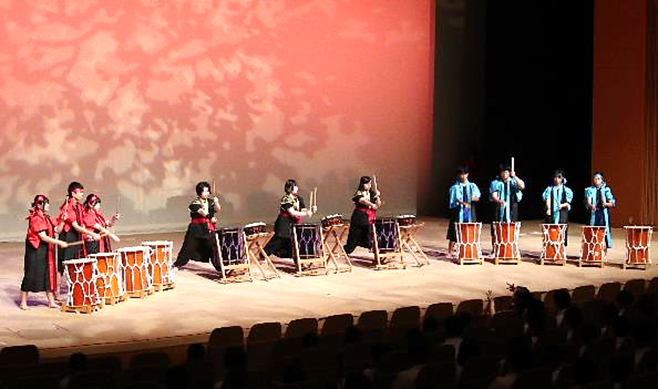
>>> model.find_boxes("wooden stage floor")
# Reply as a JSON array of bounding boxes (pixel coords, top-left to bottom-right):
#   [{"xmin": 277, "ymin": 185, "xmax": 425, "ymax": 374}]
[{"xmin": 1, "ymin": 217, "xmax": 656, "ymax": 360}]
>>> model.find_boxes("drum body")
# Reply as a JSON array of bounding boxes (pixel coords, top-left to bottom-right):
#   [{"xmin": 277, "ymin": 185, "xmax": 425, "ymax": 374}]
[
  {"xmin": 541, "ymin": 224, "xmax": 567, "ymax": 263},
  {"xmin": 373, "ymin": 218, "xmax": 400, "ymax": 253},
  {"xmin": 396, "ymin": 215, "xmax": 416, "ymax": 227},
  {"xmin": 118, "ymin": 246, "xmax": 153, "ymax": 297},
  {"xmin": 63, "ymin": 258, "xmax": 100, "ymax": 311},
  {"xmin": 456, "ymin": 222, "xmax": 482, "ymax": 260},
  {"xmin": 141, "ymin": 241, "xmax": 175, "ymax": 289},
  {"xmin": 217, "ymin": 228, "xmax": 246, "ymax": 266},
  {"xmin": 493, "ymin": 222, "xmax": 521, "ymax": 260},
  {"xmin": 321, "ymin": 214, "xmax": 344, "ymax": 229},
  {"xmin": 293, "ymin": 224, "xmax": 323, "ymax": 258},
  {"xmin": 580, "ymin": 226, "xmax": 607, "ymax": 263},
  {"xmin": 625, "ymin": 226, "xmax": 653, "ymax": 266},
  {"xmin": 244, "ymin": 222, "xmax": 266, "ymax": 237},
  {"xmin": 90, "ymin": 252, "xmax": 124, "ymax": 303}
]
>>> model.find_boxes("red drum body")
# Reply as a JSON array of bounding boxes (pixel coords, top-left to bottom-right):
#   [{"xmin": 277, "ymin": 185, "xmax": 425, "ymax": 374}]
[
  {"xmin": 455, "ymin": 222, "xmax": 482, "ymax": 261},
  {"xmin": 118, "ymin": 246, "xmax": 153, "ymax": 297},
  {"xmin": 62, "ymin": 258, "xmax": 101, "ymax": 312},
  {"xmin": 541, "ymin": 224, "xmax": 567, "ymax": 264},
  {"xmin": 580, "ymin": 226, "xmax": 607, "ymax": 264},
  {"xmin": 624, "ymin": 226, "xmax": 653, "ymax": 267},
  {"xmin": 141, "ymin": 241, "xmax": 175, "ymax": 290},
  {"xmin": 493, "ymin": 222, "xmax": 521, "ymax": 262},
  {"xmin": 90, "ymin": 252, "xmax": 124, "ymax": 304}
]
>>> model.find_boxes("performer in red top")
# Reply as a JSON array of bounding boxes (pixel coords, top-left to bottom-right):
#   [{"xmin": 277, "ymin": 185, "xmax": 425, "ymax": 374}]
[
  {"xmin": 82, "ymin": 194, "xmax": 120, "ymax": 254},
  {"xmin": 19, "ymin": 195, "xmax": 68, "ymax": 310},
  {"xmin": 175, "ymin": 181, "xmax": 222, "ymax": 268},
  {"xmin": 57, "ymin": 182, "xmax": 100, "ymax": 289}
]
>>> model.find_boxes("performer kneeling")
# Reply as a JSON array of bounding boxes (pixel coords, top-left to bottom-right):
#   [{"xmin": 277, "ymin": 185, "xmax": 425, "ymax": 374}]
[
  {"xmin": 447, "ymin": 167, "xmax": 480, "ymax": 256},
  {"xmin": 19, "ymin": 195, "xmax": 68, "ymax": 310},
  {"xmin": 82, "ymin": 194, "xmax": 120, "ymax": 255},
  {"xmin": 542, "ymin": 170, "xmax": 573, "ymax": 245},
  {"xmin": 175, "ymin": 181, "xmax": 221, "ymax": 268},
  {"xmin": 585, "ymin": 172, "xmax": 616, "ymax": 248},
  {"xmin": 265, "ymin": 179, "xmax": 316, "ymax": 259},
  {"xmin": 344, "ymin": 176, "xmax": 381, "ymax": 254}
]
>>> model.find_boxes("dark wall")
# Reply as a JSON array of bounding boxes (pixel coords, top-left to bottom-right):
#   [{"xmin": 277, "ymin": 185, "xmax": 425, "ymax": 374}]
[{"xmin": 428, "ymin": 0, "xmax": 594, "ymax": 223}]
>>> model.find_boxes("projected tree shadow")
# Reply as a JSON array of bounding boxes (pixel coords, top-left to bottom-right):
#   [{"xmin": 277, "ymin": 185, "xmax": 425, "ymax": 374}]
[{"xmin": 0, "ymin": 1, "xmax": 429, "ymax": 236}]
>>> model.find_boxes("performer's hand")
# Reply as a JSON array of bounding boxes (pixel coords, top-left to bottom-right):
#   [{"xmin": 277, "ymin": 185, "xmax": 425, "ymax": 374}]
[
  {"xmin": 58, "ymin": 241, "xmax": 68, "ymax": 249},
  {"xmin": 590, "ymin": 205, "xmax": 596, "ymax": 211},
  {"xmin": 211, "ymin": 217, "xmax": 217, "ymax": 224},
  {"xmin": 312, "ymin": 205, "xmax": 317, "ymax": 213},
  {"xmin": 91, "ymin": 232, "xmax": 101, "ymax": 241},
  {"xmin": 112, "ymin": 213, "xmax": 121, "ymax": 221},
  {"xmin": 510, "ymin": 170, "xmax": 516, "ymax": 177},
  {"xmin": 110, "ymin": 233, "xmax": 120, "ymax": 242},
  {"xmin": 306, "ymin": 210, "xmax": 313, "ymax": 217},
  {"xmin": 464, "ymin": 203, "xmax": 470, "ymax": 209},
  {"xmin": 546, "ymin": 209, "xmax": 551, "ymax": 216}
]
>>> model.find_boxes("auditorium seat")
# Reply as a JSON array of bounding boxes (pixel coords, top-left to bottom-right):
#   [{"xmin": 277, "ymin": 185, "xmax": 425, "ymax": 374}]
[
  {"xmin": 572, "ymin": 285, "xmax": 596, "ymax": 305},
  {"xmin": 208, "ymin": 325, "xmax": 244, "ymax": 350},
  {"xmin": 623, "ymin": 278, "xmax": 647, "ymax": 297},
  {"xmin": 284, "ymin": 318, "xmax": 318, "ymax": 339},
  {"xmin": 597, "ymin": 282, "xmax": 621, "ymax": 302},
  {"xmin": 248, "ymin": 322, "xmax": 282, "ymax": 346},
  {"xmin": 320, "ymin": 313, "xmax": 353, "ymax": 337}
]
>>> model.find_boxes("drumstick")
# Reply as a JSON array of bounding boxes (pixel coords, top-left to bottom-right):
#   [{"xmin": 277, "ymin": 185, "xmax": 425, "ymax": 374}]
[
  {"xmin": 212, "ymin": 179, "xmax": 216, "ymax": 194},
  {"xmin": 116, "ymin": 195, "xmax": 120, "ymax": 215},
  {"xmin": 68, "ymin": 232, "xmax": 111, "ymax": 247},
  {"xmin": 511, "ymin": 157, "xmax": 515, "ymax": 173},
  {"xmin": 313, "ymin": 187, "xmax": 317, "ymax": 208}
]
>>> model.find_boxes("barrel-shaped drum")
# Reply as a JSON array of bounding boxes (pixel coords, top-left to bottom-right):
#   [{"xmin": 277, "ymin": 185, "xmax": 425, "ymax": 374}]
[
  {"xmin": 62, "ymin": 258, "xmax": 101, "ymax": 312},
  {"xmin": 118, "ymin": 246, "xmax": 153, "ymax": 297},
  {"xmin": 141, "ymin": 241, "xmax": 175, "ymax": 290},
  {"xmin": 624, "ymin": 226, "xmax": 653, "ymax": 267},
  {"xmin": 90, "ymin": 252, "xmax": 124, "ymax": 304}
]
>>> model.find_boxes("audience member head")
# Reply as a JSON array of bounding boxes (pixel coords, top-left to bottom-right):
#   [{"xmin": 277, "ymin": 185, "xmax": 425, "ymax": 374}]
[{"xmin": 553, "ymin": 289, "xmax": 571, "ymax": 311}]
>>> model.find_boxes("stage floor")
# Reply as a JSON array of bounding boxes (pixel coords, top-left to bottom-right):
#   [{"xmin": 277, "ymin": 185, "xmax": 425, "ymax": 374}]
[{"xmin": 1, "ymin": 217, "xmax": 656, "ymax": 360}]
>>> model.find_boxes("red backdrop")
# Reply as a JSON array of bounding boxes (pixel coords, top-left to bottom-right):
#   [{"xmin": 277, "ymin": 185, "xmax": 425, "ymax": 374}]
[{"xmin": 0, "ymin": 0, "xmax": 434, "ymax": 239}]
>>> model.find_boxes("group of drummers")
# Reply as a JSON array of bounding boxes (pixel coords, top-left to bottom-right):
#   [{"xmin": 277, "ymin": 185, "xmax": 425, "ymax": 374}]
[
  {"xmin": 17, "ymin": 166, "xmax": 639, "ymax": 311},
  {"xmin": 447, "ymin": 164, "xmax": 616, "ymax": 256}
]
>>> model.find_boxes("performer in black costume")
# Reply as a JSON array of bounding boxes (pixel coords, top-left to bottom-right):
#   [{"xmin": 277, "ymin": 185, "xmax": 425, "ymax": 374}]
[
  {"xmin": 344, "ymin": 176, "xmax": 381, "ymax": 254},
  {"xmin": 175, "ymin": 181, "xmax": 221, "ymax": 268},
  {"xmin": 264, "ymin": 179, "xmax": 316, "ymax": 259}
]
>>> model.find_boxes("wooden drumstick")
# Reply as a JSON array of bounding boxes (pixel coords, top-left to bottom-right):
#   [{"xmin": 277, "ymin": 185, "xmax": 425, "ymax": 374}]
[
  {"xmin": 373, "ymin": 175, "xmax": 379, "ymax": 193},
  {"xmin": 511, "ymin": 157, "xmax": 515, "ymax": 173},
  {"xmin": 212, "ymin": 179, "xmax": 216, "ymax": 195},
  {"xmin": 309, "ymin": 190, "xmax": 314, "ymax": 210},
  {"xmin": 116, "ymin": 195, "xmax": 120, "ymax": 215},
  {"xmin": 68, "ymin": 232, "xmax": 111, "ymax": 247},
  {"xmin": 313, "ymin": 187, "xmax": 317, "ymax": 208}
]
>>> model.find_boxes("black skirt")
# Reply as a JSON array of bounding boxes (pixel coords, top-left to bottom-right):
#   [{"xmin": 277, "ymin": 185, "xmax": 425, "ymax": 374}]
[
  {"xmin": 58, "ymin": 229, "xmax": 84, "ymax": 273},
  {"xmin": 21, "ymin": 240, "xmax": 53, "ymax": 292},
  {"xmin": 175, "ymin": 223, "xmax": 217, "ymax": 267}
]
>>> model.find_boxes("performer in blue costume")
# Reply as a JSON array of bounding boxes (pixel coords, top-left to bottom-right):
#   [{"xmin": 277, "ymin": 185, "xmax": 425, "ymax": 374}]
[
  {"xmin": 585, "ymin": 172, "xmax": 616, "ymax": 248},
  {"xmin": 489, "ymin": 163, "xmax": 525, "ymax": 222},
  {"xmin": 541, "ymin": 170, "xmax": 574, "ymax": 245},
  {"xmin": 447, "ymin": 166, "xmax": 481, "ymax": 255}
]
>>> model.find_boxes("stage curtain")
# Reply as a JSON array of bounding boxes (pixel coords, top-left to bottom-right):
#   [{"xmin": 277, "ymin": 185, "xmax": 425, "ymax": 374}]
[{"xmin": 644, "ymin": 0, "xmax": 658, "ymax": 225}]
